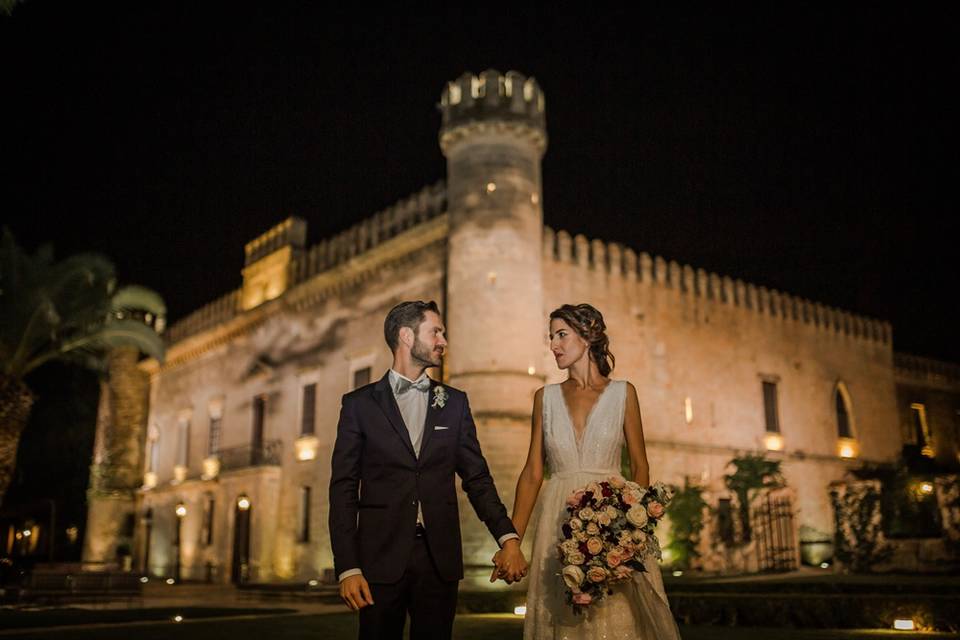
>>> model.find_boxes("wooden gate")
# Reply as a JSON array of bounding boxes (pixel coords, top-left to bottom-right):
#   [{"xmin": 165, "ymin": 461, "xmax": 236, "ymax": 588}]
[{"xmin": 752, "ymin": 491, "xmax": 799, "ymax": 572}]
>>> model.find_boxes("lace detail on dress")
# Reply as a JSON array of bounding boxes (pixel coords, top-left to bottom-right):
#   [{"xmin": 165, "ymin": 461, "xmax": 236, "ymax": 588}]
[{"xmin": 523, "ymin": 381, "xmax": 682, "ymax": 639}]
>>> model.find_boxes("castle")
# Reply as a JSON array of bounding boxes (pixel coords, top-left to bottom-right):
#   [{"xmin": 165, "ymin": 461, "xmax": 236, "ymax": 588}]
[{"xmin": 82, "ymin": 70, "xmax": 960, "ymax": 583}]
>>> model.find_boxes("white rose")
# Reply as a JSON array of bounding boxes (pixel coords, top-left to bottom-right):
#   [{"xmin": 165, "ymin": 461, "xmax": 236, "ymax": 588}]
[
  {"xmin": 566, "ymin": 550, "xmax": 586, "ymax": 565},
  {"xmin": 569, "ymin": 517, "xmax": 584, "ymax": 531},
  {"xmin": 586, "ymin": 522, "xmax": 600, "ymax": 535},
  {"xmin": 579, "ymin": 508, "xmax": 596, "ymax": 522},
  {"xmin": 562, "ymin": 565, "xmax": 585, "ymax": 589},
  {"xmin": 626, "ymin": 505, "xmax": 649, "ymax": 528},
  {"xmin": 605, "ymin": 505, "xmax": 619, "ymax": 520},
  {"xmin": 561, "ymin": 540, "xmax": 579, "ymax": 554},
  {"xmin": 575, "ymin": 530, "xmax": 588, "ymax": 541},
  {"xmin": 597, "ymin": 513, "xmax": 612, "ymax": 527}
]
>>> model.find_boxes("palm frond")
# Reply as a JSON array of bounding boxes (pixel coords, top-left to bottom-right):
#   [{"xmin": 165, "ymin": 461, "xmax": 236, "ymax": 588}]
[
  {"xmin": 111, "ymin": 285, "xmax": 167, "ymax": 316},
  {"xmin": 24, "ymin": 319, "xmax": 166, "ymax": 375}
]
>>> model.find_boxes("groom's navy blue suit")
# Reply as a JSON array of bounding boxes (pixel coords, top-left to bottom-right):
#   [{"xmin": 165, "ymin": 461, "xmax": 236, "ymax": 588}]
[{"xmin": 329, "ymin": 371, "xmax": 516, "ymax": 638}]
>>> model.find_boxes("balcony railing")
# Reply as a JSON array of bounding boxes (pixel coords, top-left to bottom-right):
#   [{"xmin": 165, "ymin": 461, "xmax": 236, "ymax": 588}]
[{"xmin": 216, "ymin": 440, "xmax": 283, "ymax": 472}]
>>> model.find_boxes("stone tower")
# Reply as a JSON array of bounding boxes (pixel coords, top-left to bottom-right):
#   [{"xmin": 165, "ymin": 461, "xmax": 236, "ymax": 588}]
[
  {"xmin": 440, "ymin": 69, "xmax": 547, "ymax": 415},
  {"xmin": 82, "ymin": 346, "xmax": 151, "ymax": 568},
  {"xmin": 439, "ymin": 70, "xmax": 547, "ymax": 562}
]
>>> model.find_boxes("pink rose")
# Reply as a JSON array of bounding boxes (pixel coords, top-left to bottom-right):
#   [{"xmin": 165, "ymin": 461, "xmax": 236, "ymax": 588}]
[
  {"xmin": 605, "ymin": 550, "xmax": 622, "ymax": 567},
  {"xmin": 647, "ymin": 501, "xmax": 665, "ymax": 518},
  {"xmin": 587, "ymin": 566, "xmax": 607, "ymax": 583},
  {"xmin": 613, "ymin": 565, "xmax": 632, "ymax": 580},
  {"xmin": 572, "ymin": 592, "xmax": 593, "ymax": 605},
  {"xmin": 623, "ymin": 492, "xmax": 639, "ymax": 505},
  {"xmin": 586, "ymin": 537, "xmax": 604, "ymax": 555},
  {"xmin": 609, "ymin": 476, "xmax": 626, "ymax": 489},
  {"xmin": 567, "ymin": 490, "xmax": 585, "ymax": 507},
  {"xmin": 597, "ymin": 513, "xmax": 612, "ymax": 527}
]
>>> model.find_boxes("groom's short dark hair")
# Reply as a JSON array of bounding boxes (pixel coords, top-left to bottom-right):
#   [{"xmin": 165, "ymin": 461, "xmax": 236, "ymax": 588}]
[{"xmin": 384, "ymin": 300, "xmax": 440, "ymax": 352}]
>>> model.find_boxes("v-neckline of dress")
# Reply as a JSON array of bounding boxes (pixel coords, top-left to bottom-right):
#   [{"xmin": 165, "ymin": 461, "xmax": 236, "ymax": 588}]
[{"xmin": 558, "ymin": 380, "xmax": 614, "ymax": 450}]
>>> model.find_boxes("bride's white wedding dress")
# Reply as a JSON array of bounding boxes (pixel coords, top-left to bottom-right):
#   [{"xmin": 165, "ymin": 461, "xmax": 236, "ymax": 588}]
[{"xmin": 523, "ymin": 381, "xmax": 682, "ymax": 639}]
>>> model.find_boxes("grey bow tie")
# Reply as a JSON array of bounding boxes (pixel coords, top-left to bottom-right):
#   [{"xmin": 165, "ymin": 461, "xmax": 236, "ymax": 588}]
[{"xmin": 397, "ymin": 376, "xmax": 431, "ymax": 394}]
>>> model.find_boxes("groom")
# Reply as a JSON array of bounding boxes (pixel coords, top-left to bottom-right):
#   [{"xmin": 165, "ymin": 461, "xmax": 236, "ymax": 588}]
[{"xmin": 329, "ymin": 300, "xmax": 527, "ymax": 640}]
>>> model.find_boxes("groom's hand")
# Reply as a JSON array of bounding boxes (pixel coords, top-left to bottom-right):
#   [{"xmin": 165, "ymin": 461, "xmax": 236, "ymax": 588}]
[
  {"xmin": 492, "ymin": 539, "xmax": 528, "ymax": 583},
  {"xmin": 340, "ymin": 574, "xmax": 374, "ymax": 610}
]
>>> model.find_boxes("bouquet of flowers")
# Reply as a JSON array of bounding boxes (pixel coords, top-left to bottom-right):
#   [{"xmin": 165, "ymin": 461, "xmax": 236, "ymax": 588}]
[{"xmin": 558, "ymin": 477, "xmax": 674, "ymax": 613}]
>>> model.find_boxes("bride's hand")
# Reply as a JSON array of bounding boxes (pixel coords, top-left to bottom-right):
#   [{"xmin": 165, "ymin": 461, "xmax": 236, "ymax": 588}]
[{"xmin": 489, "ymin": 550, "xmax": 504, "ymax": 583}]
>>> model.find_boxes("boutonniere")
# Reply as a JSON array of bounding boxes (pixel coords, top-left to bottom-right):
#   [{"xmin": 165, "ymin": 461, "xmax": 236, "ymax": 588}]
[{"xmin": 432, "ymin": 385, "xmax": 448, "ymax": 409}]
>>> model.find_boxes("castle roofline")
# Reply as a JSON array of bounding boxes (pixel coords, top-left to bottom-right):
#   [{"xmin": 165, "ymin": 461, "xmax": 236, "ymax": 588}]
[
  {"xmin": 162, "ymin": 181, "xmax": 447, "ymax": 345},
  {"xmin": 544, "ymin": 226, "xmax": 894, "ymax": 347}
]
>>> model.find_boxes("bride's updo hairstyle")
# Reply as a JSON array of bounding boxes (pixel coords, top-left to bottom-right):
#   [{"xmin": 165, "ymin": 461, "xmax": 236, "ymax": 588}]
[{"xmin": 549, "ymin": 303, "xmax": 615, "ymax": 377}]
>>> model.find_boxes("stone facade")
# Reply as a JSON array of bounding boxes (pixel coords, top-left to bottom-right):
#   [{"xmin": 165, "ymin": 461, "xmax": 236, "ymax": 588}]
[{"xmin": 83, "ymin": 69, "xmax": 957, "ymax": 582}]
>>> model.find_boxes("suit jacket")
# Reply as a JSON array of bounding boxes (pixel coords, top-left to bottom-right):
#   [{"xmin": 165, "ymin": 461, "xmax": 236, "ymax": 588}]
[{"xmin": 328, "ymin": 371, "xmax": 516, "ymax": 583}]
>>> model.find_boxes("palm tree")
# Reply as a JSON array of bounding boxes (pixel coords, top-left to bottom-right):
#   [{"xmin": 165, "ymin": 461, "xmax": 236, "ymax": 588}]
[
  {"xmin": 0, "ymin": 228, "xmax": 166, "ymax": 502},
  {"xmin": 724, "ymin": 453, "xmax": 785, "ymax": 543}
]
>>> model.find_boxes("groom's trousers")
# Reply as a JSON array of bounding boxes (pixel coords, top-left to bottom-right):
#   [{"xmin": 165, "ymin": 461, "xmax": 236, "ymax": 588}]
[{"xmin": 358, "ymin": 528, "xmax": 458, "ymax": 640}]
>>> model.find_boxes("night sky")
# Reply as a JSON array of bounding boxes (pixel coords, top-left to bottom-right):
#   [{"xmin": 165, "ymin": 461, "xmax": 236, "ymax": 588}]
[{"xmin": 3, "ymin": 4, "xmax": 958, "ymax": 361}]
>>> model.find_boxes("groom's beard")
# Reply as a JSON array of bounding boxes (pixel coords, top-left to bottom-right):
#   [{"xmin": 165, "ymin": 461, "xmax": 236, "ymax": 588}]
[{"xmin": 411, "ymin": 336, "xmax": 442, "ymax": 367}]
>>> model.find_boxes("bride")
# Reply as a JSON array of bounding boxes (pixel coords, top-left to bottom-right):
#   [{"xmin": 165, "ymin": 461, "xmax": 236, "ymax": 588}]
[{"xmin": 496, "ymin": 303, "xmax": 682, "ymax": 639}]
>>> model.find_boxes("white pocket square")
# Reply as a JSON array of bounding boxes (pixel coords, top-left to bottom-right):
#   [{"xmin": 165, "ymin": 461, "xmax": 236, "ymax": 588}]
[{"xmin": 434, "ymin": 426, "xmax": 448, "ymax": 430}]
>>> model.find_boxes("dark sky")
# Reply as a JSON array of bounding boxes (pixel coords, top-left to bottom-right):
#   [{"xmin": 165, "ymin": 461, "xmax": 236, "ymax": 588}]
[{"xmin": 3, "ymin": 4, "xmax": 958, "ymax": 361}]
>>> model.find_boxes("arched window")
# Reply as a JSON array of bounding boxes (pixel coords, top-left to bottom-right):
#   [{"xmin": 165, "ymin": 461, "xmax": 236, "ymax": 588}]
[{"xmin": 834, "ymin": 382, "xmax": 856, "ymax": 439}]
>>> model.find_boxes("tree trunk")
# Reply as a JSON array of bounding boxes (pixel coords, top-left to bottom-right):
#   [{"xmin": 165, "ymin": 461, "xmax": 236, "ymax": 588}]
[{"xmin": 0, "ymin": 373, "xmax": 35, "ymax": 504}]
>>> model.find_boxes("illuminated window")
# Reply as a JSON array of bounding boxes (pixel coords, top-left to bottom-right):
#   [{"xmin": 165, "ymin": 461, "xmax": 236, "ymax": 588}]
[
  {"xmin": 349, "ymin": 354, "xmax": 375, "ymax": 391},
  {"xmin": 911, "ymin": 403, "xmax": 934, "ymax": 457},
  {"xmin": 298, "ymin": 486, "xmax": 312, "ymax": 543},
  {"xmin": 353, "ymin": 367, "xmax": 371, "ymax": 390},
  {"xmin": 301, "ymin": 383, "xmax": 316, "ymax": 436},
  {"xmin": 447, "ymin": 82, "xmax": 461, "ymax": 105},
  {"xmin": 762, "ymin": 381, "xmax": 780, "ymax": 433},
  {"xmin": 835, "ymin": 383, "xmax": 855, "ymax": 439},
  {"xmin": 202, "ymin": 495, "xmax": 215, "ymax": 546},
  {"xmin": 176, "ymin": 416, "xmax": 190, "ymax": 469},
  {"xmin": 208, "ymin": 415, "xmax": 222, "ymax": 457},
  {"xmin": 252, "ymin": 396, "xmax": 266, "ymax": 460},
  {"xmin": 146, "ymin": 425, "xmax": 160, "ymax": 474}
]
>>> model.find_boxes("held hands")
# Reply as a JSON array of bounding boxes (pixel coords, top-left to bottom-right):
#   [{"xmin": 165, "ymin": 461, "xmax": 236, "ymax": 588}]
[
  {"xmin": 489, "ymin": 539, "xmax": 528, "ymax": 584},
  {"xmin": 340, "ymin": 574, "xmax": 374, "ymax": 611}
]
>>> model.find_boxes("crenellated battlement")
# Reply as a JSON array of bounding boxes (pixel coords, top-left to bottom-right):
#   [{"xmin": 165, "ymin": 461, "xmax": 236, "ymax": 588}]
[
  {"xmin": 290, "ymin": 181, "xmax": 446, "ymax": 284},
  {"xmin": 244, "ymin": 217, "xmax": 307, "ymax": 266},
  {"xmin": 543, "ymin": 226, "xmax": 893, "ymax": 345},
  {"xmin": 439, "ymin": 69, "xmax": 547, "ymax": 154},
  {"xmin": 164, "ymin": 182, "xmax": 447, "ymax": 345},
  {"xmin": 895, "ymin": 353, "xmax": 960, "ymax": 389}
]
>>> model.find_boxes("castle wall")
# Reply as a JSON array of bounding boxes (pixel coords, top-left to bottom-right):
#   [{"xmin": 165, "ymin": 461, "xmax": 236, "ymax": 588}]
[
  {"xmin": 540, "ymin": 229, "xmax": 900, "ymax": 535},
  {"xmin": 97, "ymin": 67, "xmax": 934, "ymax": 584},
  {"xmin": 138, "ymin": 230, "xmax": 446, "ymax": 582}
]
